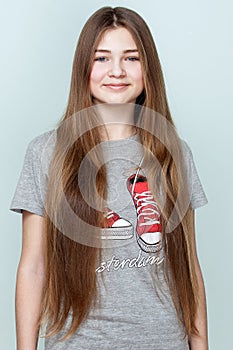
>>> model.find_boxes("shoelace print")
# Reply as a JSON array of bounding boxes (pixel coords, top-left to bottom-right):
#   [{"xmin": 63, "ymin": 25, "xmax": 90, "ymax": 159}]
[
  {"xmin": 104, "ymin": 210, "xmax": 115, "ymax": 220},
  {"xmin": 132, "ymin": 190, "xmax": 161, "ymax": 227}
]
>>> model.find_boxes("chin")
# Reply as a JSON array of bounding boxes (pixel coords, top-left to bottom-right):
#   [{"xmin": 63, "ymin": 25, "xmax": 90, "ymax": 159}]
[{"xmin": 99, "ymin": 97, "xmax": 136, "ymax": 104}]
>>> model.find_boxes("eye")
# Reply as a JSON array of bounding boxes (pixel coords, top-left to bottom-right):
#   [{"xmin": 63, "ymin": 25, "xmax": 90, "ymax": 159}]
[
  {"xmin": 94, "ymin": 57, "xmax": 108, "ymax": 62},
  {"xmin": 126, "ymin": 57, "xmax": 139, "ymax": 62}
]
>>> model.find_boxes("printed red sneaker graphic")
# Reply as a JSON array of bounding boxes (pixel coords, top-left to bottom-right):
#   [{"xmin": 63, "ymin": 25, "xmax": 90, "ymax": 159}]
[
  {"xmin": 127, "ymin": 174, "xmax": 162, "ymax": 252},
  {"xmin": 104, "ymin": 208, "xmax": 132, "ymax": 228}
]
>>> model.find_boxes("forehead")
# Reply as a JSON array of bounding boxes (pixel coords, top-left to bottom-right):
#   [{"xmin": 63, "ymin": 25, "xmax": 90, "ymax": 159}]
[{"xmin": 96, "ymin": 27, "xmax": 138, "ymax": 50}]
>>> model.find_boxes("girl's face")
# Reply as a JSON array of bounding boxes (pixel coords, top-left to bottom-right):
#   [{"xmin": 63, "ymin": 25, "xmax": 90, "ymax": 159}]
[{"xmin": 90, "ymin": 27, "xmax": 144, "ymax": 104}]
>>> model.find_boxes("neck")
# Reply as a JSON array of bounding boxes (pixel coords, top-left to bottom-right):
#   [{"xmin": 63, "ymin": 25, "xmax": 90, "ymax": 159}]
[
  {"xmin": 102, "ymin": 123, "xmax": 137, "ymax": 141},
  {"xmin": 94, "ymin": 103, "xmax": 136, "ymax": 141}
]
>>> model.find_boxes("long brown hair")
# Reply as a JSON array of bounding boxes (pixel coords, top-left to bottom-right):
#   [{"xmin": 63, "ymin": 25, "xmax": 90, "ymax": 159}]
[{"xmin": 39, "ymin": 6, "xmax": 199, "ymax": 340}]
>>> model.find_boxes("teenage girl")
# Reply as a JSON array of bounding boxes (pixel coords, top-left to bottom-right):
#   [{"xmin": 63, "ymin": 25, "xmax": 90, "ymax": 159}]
[{"xmin": 10, "ymin": 7, "xmax": 208, "ymax": 350}]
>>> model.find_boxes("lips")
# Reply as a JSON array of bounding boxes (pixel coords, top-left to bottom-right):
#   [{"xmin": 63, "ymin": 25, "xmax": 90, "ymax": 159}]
[{"xmin": 103, "ymin": 83, "xmax": 130, "ymax": 90}]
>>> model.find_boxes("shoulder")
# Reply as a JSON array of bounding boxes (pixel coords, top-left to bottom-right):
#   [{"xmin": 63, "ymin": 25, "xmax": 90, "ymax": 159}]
[
  {"xmin": 179, "ymin": 138, "xmax": 194, "ymax": 163},
  {"xmin": 24, "ymin": 129, "xmax": 57, "ymax": 175},
  {"xmin": 180, "ymin": 138, "xmax": 192, "ymax": 155},
  {"xmin": 27, "ymin": 129, "xmax": 56, "ymax": 154}
]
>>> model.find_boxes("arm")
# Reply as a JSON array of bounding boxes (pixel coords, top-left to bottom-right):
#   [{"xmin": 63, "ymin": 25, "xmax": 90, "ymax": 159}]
[
  {"xmin": 188, "ymin": 209, "xmax": 209, "ymax": 350},
  {"xmin": 16, "ymin": 210, "xmax": 46, "ymax": 350}
]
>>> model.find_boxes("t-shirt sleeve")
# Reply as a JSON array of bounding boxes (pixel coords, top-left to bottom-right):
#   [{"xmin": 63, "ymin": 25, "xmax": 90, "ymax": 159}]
[
  {"xmin": 182, "ymin": 140, "xmax": 208, "ymax": 210},
  {"xmin": 9, "ymin": 138, "xmax": 45, "ymax": 216}
]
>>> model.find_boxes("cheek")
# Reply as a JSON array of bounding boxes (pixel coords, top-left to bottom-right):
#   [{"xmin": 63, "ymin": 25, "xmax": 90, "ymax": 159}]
[
  {"xmin": 90, "ymin": 64, "xmax": 106, "ymax": 84},
  {"xmin": 130, "ymin": 65, "xmax": 144, "ymax": 85},
  {"xmin": 137, "ymin": 72, "xmax": 144, "ymax": 87},
  {"xmin": 137, "ymin": 68, "xmax": 144, "ymax": 85}
]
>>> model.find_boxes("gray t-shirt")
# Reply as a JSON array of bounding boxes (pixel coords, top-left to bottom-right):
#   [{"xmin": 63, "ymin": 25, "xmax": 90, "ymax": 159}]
[{"xmin": 10, "ymin": 130, "xmax": 208, "ymax": 350}]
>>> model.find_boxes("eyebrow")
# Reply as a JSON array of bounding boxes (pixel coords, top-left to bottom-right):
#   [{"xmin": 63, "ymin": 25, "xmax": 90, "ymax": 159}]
[{"xmin": 95, "ymin": 49, "xmax": 139, "ymax": 53}]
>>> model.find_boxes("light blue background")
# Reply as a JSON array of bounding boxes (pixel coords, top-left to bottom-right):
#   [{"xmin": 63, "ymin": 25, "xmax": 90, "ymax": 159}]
[{"xmin": 1, "ymin": 0, "xmax": 232, "ymax": 349}]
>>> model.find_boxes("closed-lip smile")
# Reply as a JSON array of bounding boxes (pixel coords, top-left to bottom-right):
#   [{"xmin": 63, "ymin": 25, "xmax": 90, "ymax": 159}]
[{"xmin": 103, "ymin": 83, "xmax": 130, "ymax": 90}]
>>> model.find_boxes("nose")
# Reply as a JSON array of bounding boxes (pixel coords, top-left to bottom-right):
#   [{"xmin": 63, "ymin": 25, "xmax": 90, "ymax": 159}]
[{"xmin": 108, "ymin": 59, "xmax": 126, "ymax": 78}]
